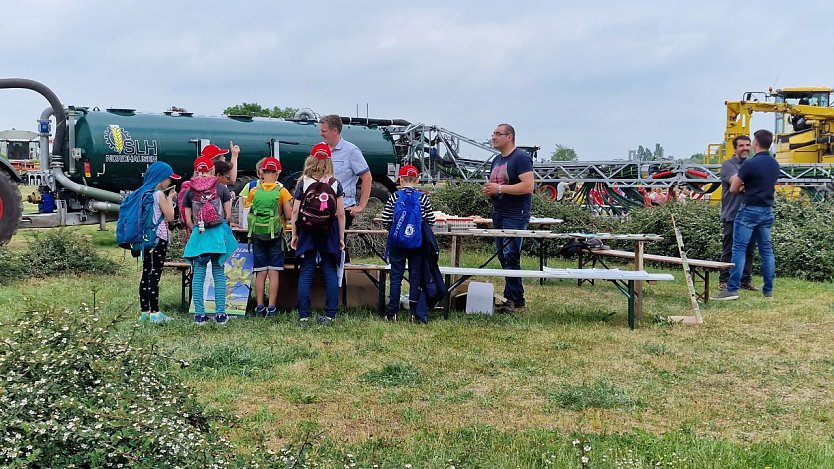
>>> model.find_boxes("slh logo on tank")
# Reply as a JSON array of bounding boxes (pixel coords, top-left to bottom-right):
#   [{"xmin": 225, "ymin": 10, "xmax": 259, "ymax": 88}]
[{"xmin": 104, "ymin": 125, "xmax": 159, "ymax": 163}]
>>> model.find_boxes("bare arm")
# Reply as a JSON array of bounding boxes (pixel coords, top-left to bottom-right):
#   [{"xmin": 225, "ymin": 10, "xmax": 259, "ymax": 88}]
[
  {"xmin": 289, "ymin": 199, "xmax": 301, "ymax": 249},
  {"xmin": 729, "ymin": 174, "xmax": 744, "ymax": 193},
  {"xmin": 336, "ymin": 195, "xmax": 346, "ymax": 250},
  {"xmin": 349, "ymin": 171, "xmax": 373, "ymax": 215},
  {"xmin": 483, "ymin": 171, "xmax": 535, "ymax": 196},
  {"xmin": 228, "ymin": 141, "xmax": 239, "ymax": 184},
  {"xmin": 184, "ymin": 207, "xmax": 193, "ymax": 230},
  {"xmin": 158, "ymin": 191, "xmax": 176, "ymax": 222}
]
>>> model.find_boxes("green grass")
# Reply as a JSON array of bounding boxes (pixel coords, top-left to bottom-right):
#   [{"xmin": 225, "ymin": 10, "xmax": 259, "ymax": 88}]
[{"xmin": 2, "ymin": 224, "xmax": 834, "ymax": 467}]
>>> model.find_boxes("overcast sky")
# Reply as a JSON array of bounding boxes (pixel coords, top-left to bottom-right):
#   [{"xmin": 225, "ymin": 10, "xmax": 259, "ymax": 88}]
[{"xmin": 2, "ymin": 0, "xmax": 833, "ymax": 161}]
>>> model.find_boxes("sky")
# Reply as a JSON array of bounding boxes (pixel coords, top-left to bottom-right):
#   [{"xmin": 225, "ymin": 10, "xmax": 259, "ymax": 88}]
[{"xmin": 2, "ymin": 0, "xmax": 834, "ymax": 161}]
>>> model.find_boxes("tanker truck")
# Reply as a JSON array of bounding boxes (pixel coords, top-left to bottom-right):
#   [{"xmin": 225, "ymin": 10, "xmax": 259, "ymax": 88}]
[{"xmin": 0, "ymin": 79, "xmax": 407, "ymax": 245}]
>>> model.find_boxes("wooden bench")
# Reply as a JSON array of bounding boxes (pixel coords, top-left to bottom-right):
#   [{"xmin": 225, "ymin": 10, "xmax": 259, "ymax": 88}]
[
  {"xmin": 439, "ymin": 266, "xmax": 674, "ymax": 329},
  {"xmin": 579, "ymin": 249, "xmax": 733, "ymax": 303},
  {"xmin": 163, "ymin": 261, "xmax": 390, "ymax": 315}
]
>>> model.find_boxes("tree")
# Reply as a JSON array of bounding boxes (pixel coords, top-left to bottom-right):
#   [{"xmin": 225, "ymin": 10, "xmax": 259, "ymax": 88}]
[
  {"xmin": 689, "ymin": 153, "xmax": 705, "ymax": 163},
  {"xmin": 551, "ymin": 144, "xmax": 578, "ymax": 162},
  {"xmin": 223, "ymin": 102, "xmax": 299, "ymax": 119},
  {"xmin": 633, "ymin": 144, "xmax": 666, "ymax": 161}
]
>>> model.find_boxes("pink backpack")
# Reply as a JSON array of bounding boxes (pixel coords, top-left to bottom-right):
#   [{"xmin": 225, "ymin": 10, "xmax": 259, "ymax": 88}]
[{"xmin": 189, "ymin": 176, "xmax": 224, "ymax": 229}]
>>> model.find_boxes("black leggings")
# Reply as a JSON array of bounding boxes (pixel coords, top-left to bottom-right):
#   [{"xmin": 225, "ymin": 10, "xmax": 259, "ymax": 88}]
[{"xmin": 139, "ymin": 238, "xmax": 168, "ymax": 312}]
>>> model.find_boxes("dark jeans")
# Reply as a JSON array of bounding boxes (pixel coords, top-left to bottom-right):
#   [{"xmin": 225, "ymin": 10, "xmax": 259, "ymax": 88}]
[
  {"xmin": 297, "ymin": 251, "xmax": 339, "ymax": 319},
  {"xmin": 387, "ymin": 247, "xmax": 426, "ymax": 321},
  {"xmin": 139, "ymin": 239, "xmax": 168, "ymax": 312},
  {"xmin": 493, "ymin": 211, "xmax": 530, "ymax": 305},
  {"xmin": 728, "ymin": 205, "xmax": 775, "ymax": 294},
  {"xmin": 719, "ymin": 220, "xmax": 754, "ymax": 284}
]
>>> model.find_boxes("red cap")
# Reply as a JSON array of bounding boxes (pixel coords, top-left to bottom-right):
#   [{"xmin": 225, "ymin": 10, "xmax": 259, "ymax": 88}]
[
  {"xmin": 169, "ymin": 172, "xmax": 182, "ymax": 180},
  {"xmin": 194, "ymin": 156, "xmax": 215, "ymax": 171},
  {"xmin": 261, "ymin": 157, "xmax": 282, "ymax": 171},
  {"xmin": 398, "ymin": 165, "xmax": 419, "ymax": 178},
  {"xmin": 310, "ymin": 142, "xmax": 331, "ymax": 159},
  {"xmin": 200, "ymin": 144, "xmax": 229, "ymax": 160}
]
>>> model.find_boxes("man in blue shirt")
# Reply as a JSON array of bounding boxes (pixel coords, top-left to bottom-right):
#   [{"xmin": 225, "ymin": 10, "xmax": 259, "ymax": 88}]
[
  {"xmin": 714, "ymin": 129, "xmax": 780, "ymax": 300},
  {"xmin": 320, "ymin": 114, "xmax": 372, "ymax": 262},
  {"xmin": 482, "ymin": 124, "xmax": 535, "ymax": 312}
]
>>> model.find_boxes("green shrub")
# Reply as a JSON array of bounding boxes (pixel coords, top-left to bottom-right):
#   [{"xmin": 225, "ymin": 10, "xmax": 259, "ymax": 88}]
[
  {"xmin": 19, "ymin": 229, "xmax": 119, "ymax": 277},
  {"xmin": 771, "ymin": 197, "xmax": 834, "ymax": 281},
  {"xmin": 0, "ymin": 247, "xmax": 23, "ymax": 285},
  {"xmin": 616, "ymin": 202, "xmax": 723, "ymax": 262},
  {"xmin": 531, "ymin": 193, "xmax": 606, "ymax": 233},
  {"xmin": 431, "ymin": 182, "xmax": 492, "ymax": 218},
  {"xmin": 0, "ymin": 307, "xmax": 233, "ymax": 467}
]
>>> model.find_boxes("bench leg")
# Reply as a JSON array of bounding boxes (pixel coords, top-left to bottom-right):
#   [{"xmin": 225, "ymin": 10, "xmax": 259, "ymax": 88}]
[
  {"xmin": 378, "ymin": 269, "xmax": 387, "ymax": 317},
  {"xmin": 628, "ymin": 280, "xmax": 635, "ymax": 330},
  {"xmin": 443, "ymin": 274, "xmax": 452, "ymax": 319}
]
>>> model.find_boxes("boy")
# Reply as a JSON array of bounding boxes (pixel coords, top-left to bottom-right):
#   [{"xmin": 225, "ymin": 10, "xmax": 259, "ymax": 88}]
[
  {"xmin": 245, "ymin": 157, "xmax": 293, "ymax": 317},
  {"xmin": 381, "ymin": 165, "xmax": 435, "ymax": 323}
]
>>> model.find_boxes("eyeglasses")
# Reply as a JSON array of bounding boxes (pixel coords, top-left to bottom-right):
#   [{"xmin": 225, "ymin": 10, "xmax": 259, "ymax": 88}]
[{"xmin": 492, "ymin": 132, "xmax": 509, "ymax": 137}]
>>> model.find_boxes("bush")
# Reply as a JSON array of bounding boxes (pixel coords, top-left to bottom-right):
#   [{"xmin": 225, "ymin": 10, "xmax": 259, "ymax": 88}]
[
  {"xmin": 431, "ymin": 182, "xmax": 492, "ymax": 218},
  {"xmin": 19, "ymin": 229, "xmax": 119, "ymax": 277},
  {"xmin": 0, "ymin": 247, "xmax": 23, "ymax": 285},
  {"xmin": 531, "ymin": 194, "xmax": 606, "ymax": 233},
  {"xmin": 617, "ymin": 202, "xmax": 723, "ymax": 262},
  {"xmin": 771, "ymin": 197, "xmax": 834, "ymax": 281},
  {"xmin": 0, "ymin": 307, "xmax": 233, "ymax": 467}
]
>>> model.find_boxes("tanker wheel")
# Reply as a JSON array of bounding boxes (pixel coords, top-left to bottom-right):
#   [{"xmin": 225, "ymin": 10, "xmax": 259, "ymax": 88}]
[
  {"xmin": 370, "ymin": 181, "xmax": 392, "ymax": 204},
  {"xmin": 0, "ymin": 171, "xmax": 23, "ymax": 245}
]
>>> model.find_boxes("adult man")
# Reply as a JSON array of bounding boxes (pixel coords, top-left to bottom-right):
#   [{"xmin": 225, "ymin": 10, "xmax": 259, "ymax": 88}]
[
  {"xmin": 718, "ymin": 135, "xmax": 757, "ymax": 291},
  {"xmin": 320, "ymin": 115, "xmax": 371, "ymax": 261},
  {"xmin": 714, "ymin": 129, "xmax": 780, "ymax": 300},
  {"xmin": 482, "ymin": 124, "xmax": 535, "ymax": 312}
]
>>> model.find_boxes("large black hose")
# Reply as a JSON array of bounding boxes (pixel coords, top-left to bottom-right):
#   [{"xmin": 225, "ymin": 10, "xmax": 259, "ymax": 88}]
[
  {"xmin": 0, "ymin": 78, "xmax": 66, "ymax": 161},
  {"xmin": 340, "ymin": 116, "xmax": 412, "ymax": 127}
]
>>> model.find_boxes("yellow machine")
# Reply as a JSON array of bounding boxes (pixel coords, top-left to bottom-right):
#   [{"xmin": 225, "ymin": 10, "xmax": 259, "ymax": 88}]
[{"xmin": 706, "ymin": 87, "xmax": 834, "ymax": 165}]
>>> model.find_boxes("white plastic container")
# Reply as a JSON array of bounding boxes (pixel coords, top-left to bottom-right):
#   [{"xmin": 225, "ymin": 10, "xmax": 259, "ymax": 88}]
[{"xmin": 466, "ymin": 281, "xmax": 494, "ymax": 315}]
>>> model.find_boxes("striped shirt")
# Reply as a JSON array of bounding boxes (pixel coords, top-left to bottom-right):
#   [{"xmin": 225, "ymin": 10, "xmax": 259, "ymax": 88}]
[
  {"xmin": 381, "ymin": 188, "xmax": 436, "ymax": 229},
  {"xmin": 153, "ymin": 191, "xmax": 169, "ymax": 241}
]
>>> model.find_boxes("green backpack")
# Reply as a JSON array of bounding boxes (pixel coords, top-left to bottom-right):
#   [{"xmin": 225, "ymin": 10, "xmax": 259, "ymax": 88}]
[{"xmin": 248, "ymin": 182, "xmax": 284, "ymax": 240}]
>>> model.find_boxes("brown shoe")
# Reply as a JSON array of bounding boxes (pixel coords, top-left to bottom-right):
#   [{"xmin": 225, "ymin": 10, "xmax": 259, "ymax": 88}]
[{"xmin": 741, "ymin": 282, "xmax": 758, "ymax": 292}]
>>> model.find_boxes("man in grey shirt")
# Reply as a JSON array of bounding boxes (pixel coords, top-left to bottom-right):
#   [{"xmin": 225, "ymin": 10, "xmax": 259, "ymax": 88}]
[{"xmin": 719, "ymin": 135, "xmax": 756, "ymax": 291}]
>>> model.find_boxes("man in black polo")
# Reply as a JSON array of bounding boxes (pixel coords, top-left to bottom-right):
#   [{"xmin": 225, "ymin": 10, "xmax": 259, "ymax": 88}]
[{"xmin": 718, "ymin": 135, "xmax": 757, "ymax": 291}]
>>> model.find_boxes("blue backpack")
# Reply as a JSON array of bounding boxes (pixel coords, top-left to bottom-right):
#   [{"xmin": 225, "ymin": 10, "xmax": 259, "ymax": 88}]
[
  {"xmin": 117, "ymin": 190, "xmax": 162, "ymax": 257},
  {"xmin": 388, "ymin": 188, "xmax": 423, "ymax": 250}
]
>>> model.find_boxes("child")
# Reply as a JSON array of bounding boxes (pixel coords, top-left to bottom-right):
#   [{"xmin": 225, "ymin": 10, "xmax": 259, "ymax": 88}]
[
  {"xmin": 123, "ymin": 161, "xmax": 180, "ymax": 323},
  {"xmin": 182, "ymin": 156, "xmax": 238, "ymax": 325},
  {"xmin": 245, "ymin": 157, "xmax": 293, "ymax": 317},
  {"xmin": 290, "ymin": 143, "xmax": 346, "ymax": 327},
  {"xmin": 380, "ymin": 165, "xmax": 436, "ymax": 323}
]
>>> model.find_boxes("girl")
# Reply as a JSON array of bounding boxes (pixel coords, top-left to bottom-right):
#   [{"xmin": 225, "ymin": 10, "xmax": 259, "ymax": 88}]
[
  {"xmin": 182, "ymin": 156, "xmax": 238, "ymax": 325},
  {"xmin": 290, "ymin": 143, "xmax": 346, "ymax": 327},
  {"xmin": 132, "ymin": 161, "xmax": 180, "ymax": 323}
]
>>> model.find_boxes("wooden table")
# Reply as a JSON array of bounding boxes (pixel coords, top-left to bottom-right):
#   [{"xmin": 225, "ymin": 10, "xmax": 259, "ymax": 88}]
[{"xmin": 348, "ymin": 228, "xmax": 662, "ymax": 322}]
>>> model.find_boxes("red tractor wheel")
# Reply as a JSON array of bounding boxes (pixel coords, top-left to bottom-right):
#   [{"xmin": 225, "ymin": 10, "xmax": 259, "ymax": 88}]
[
  {"xmin": 539, "ymin": 183, "xmax": 558, "ymax": 201},
  {"xmin": 0, "ymin": 171, "xmax": 22, "ymax": 245}
]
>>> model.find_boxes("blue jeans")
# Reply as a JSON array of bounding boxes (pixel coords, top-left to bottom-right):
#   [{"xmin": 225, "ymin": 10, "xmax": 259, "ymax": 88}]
[
  {"xmin": 728, "ymin": 205, "xmax": 775, "ymax": 294},
  {"xmin": 297, "ymin": 251, "xmax": 339, "ymax": 319},
  {"xmin": 387, "ymin": 247, "xmax": 427, "ymax": 321},
  {"xmin": 493, "ymin": 211, "xmax": 530, "ymax": 304}
]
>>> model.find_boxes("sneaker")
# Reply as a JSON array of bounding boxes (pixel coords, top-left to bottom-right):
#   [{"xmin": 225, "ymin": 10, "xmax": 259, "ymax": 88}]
[
  {"xmin": 254, "ymin": 305, "xmax": 266, "ymax": 317},
  {"xmin": 194, "ymin": 314, "xmax": 209, "ymax": 325},
  {"xmin": 214, "ymin": 313, "xmax": 228, "ymax": 325},
  {"xmin": 139, "ymin": 311, "xmax": 150, "ymax": 322},
  {"xmin": 495, "ymin": 300, "xmax": 517, "ymax": 313},
  {"xmin": 741, "ymin": 282, "xmax": 759, "ymax": 292},
  {"xmin": 316, "ymin": 315, "xmax": 334, "ymax": 326},
  {"xmin": 149, "ymin": 312, "xmax": 173, "ymax": 324},
  {"xmin": 713, "ymin": 290, "xmax": 739, "ymax": 301},
  {"xmin": 298, "ymin": 317, "xmax": 310, "ymax": 328},
  {"xmin": 718, "ymin": 282, "xmax": 727, "ymax": 291},
  {"xmin": 385, "ymin": 312, "xmax": 397, "ymax": 322},
  {"xmin": 266, "ymin": 305, "xmax": 277, "ymax": 317},
  {"xmin": 763, "ymin": 291, "xmax": 774, "ymax": 298}
]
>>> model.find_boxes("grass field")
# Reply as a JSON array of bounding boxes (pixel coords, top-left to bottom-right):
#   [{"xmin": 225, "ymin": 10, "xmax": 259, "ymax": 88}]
[{"xmin": 2, "ymin": 225, "xmax": 834, "ymax": 468}]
